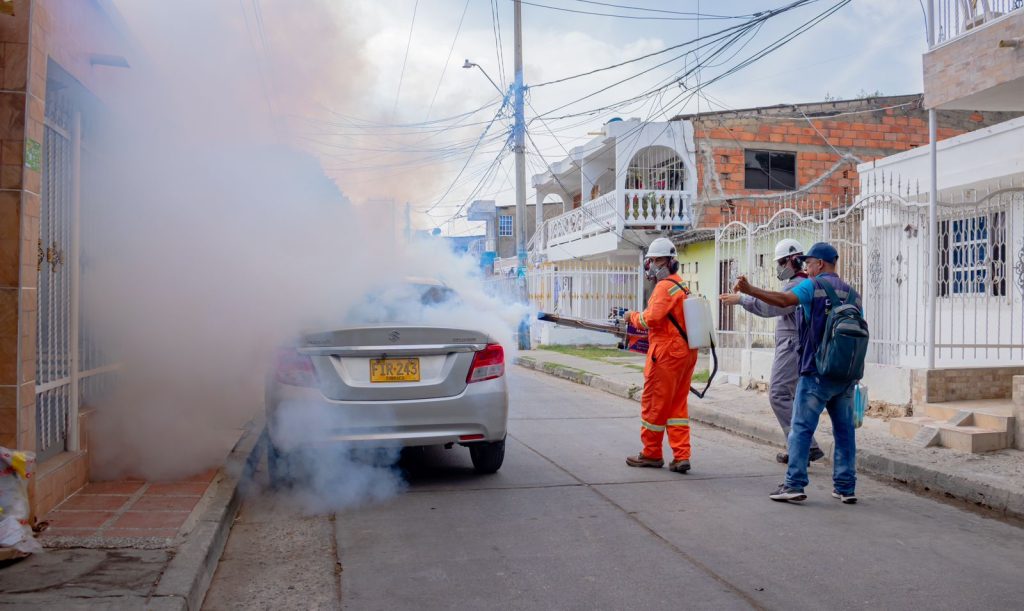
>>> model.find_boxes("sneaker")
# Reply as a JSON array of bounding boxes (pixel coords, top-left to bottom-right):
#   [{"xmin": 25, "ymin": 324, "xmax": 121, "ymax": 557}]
[
  {"xmin": 769, "ymin": 484, "xmax": 806, "ymax": 502},
  {"xmin": 832, "ymin": 490, "xmax": 857, "ymax": 504},
  {"xmin": 668, "ymin": 459, "xmax": 690, "ymax": 473},
  {"xmin": 775, "ymin": 452, "xmax": 789, "ymax": 464},
  {"xmin": 625, "ymin": 453, "xmax": 664, "ymax": 468},
  {"xmin": 808, "ymin": 447, "xmax": 826, "ymax": 462}
]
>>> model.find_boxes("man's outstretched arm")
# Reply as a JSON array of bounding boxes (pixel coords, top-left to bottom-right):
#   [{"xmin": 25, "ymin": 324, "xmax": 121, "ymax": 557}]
[{"xmin": 734, "ymin": 275, "xmax": 800, "ymax": 309}]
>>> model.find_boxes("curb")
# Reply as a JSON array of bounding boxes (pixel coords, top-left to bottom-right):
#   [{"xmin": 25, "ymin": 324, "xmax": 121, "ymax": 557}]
[
  {"xmin": 149, "ymin": 416, "xmax": 266, "ymax": 610},
  {"xmin": 516, "ymin": 356, "xmax": 1024, "ymax": 521}
]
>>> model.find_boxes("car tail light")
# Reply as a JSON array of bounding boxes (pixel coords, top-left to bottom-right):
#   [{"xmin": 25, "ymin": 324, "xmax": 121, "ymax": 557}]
[
  {"xmin": 459, "ymin": 434, "xmax": 485, "ymax": 441},
  {"xmin": 274, "ymin": 348, "xmax": 318, "ymax": 387},
  {"xmin": 467, "ymin": 343, "xmax": 504, "ymax": 383}
]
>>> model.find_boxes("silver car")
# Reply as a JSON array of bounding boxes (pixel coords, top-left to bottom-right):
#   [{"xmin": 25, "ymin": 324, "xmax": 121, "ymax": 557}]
[{"xmin": 265, "ymin": 282, "xmax": 509, "ymax": 486}]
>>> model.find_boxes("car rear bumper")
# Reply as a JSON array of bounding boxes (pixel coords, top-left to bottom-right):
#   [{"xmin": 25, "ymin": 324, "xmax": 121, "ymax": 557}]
[{"xmin": 266, "ymin": 378, "xmax": 509, "ymax": 450}]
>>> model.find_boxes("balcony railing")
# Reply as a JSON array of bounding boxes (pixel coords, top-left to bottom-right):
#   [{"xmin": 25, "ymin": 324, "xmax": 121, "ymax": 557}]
[
  {"xmin": 933, "ymin": 0, "xmax": 1023, "ymax": 45},
  {"xmin": 535, "ymin": 189, "xmax": 693, "ymax": 256}
]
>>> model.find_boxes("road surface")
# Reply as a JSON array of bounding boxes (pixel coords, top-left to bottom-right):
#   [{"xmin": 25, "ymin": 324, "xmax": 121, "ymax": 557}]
[{"xmin": 204, "ymin": 368, "xmax": 1024, "ymax": 610}]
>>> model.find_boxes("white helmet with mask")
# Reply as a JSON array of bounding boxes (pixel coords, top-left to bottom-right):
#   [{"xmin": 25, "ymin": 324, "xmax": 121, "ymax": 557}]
[
  {"xmin": 773, "ymin": 238, "xmax": 803, "ymax": 281},
  {"xmin": 644, "ymin": 237, "xmax": 679, "ymax": 282}
]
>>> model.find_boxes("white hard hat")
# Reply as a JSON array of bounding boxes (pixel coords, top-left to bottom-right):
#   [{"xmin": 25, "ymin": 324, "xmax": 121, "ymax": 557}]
[
  {"xmin": 773, "ymin": 238, "xmax": 803, "ymax": 261},
  {"xmin": 645, "ymin": 237, "xmax": 677, "ymax": 259}
]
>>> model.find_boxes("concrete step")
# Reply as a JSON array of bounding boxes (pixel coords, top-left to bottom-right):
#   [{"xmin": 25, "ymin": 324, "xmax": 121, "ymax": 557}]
[
  {"xmin": 920, "ymin": 400, "xmax": 1015, "ymax": 433},
  {"xmin": 890, "ymin": 415, "xmax": 1011, "ymax": 453}
]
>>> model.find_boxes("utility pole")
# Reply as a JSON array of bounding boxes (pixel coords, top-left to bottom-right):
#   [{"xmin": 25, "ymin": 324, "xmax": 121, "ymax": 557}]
[
  {"xmin": 513, "ymin": 0, "xmax": 530, "ymax": 350},
  {"xmin": 926, "ymin": 0, "xmax": 938, "ymax": 369}
]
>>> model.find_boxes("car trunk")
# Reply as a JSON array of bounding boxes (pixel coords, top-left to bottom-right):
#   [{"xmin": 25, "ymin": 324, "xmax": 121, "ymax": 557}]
[{"xmin": 299, "ymin": 326, "xmax": 493, "ymax": 401}]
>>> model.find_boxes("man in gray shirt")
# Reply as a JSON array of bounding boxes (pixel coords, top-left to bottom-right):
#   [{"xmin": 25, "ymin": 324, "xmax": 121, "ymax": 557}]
[{"xmin": 720, "ymin": 239, "xmax": 824, "ymax": 464}]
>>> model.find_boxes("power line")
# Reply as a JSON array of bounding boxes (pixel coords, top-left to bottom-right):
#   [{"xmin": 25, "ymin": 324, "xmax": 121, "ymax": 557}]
[
  {"xmin": 529, "ymin": 0, "xmax": 814, "ymax": 88},
  {"xmin": 533, "ymin": 0, "xmax": 850, "ymax": 122},
  {"xmin": 573, "ymin": 0, "xmax": 755, "ymax": 18},
  {"xmin": 426, "ymin": 0, "xmax": 472, "ymax": 121},
  {"xmin": 424, "ymin": 98, "xmax": 513, "ymax": 213},
  {"xmin": 518, "ymin": 0, "xmax": 752, "ymax": 20},
  {"xmin": 491, "ymin": 0, "xmax": 508, "ymax": 89},
  {"xmin": 393, "ymin": 0, "xmax": 420, "ymax": 119}
]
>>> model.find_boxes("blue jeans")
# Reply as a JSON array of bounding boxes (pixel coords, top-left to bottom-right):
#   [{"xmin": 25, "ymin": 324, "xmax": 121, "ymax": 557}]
[{"xmin": 785, "ymin": 375, "xmax": 857, "ymax": 495}]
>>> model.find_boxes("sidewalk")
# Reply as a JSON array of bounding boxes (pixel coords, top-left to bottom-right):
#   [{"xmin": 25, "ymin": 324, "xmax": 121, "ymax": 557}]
[
  {"xmin": 0, "ymin": 420, "xmax": 264, "ymax": 610},
  {"xmin": 517, "ymin": 349, "xmax": 1024, "ymax": 522}
]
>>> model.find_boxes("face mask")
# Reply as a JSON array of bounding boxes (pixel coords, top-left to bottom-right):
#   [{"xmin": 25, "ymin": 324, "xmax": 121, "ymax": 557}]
[
  {"xmin": 776, "ymin": 260, "xmax": 795, "ymax": 281},
  {"xmin": 644, "ymin": 260, "xmax": 670, "ymax": 281}
]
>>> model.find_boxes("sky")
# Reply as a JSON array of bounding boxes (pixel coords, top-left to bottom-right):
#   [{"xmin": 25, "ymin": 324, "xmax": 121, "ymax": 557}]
[{"xmin": 116, "ymin": 1, "xmax": 929, "ymax": 237}]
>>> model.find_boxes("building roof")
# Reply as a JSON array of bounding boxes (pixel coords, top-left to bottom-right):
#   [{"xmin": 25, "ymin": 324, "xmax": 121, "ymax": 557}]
[{"xmin": 671, "ymin": 94, "xmax": 923, "ymax": 123}]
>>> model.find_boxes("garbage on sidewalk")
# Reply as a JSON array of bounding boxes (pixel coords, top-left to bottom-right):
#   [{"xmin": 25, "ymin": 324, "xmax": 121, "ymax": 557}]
[{"xmin": 0, "ymin": 447, "xmax": 41, "ymax": 559}]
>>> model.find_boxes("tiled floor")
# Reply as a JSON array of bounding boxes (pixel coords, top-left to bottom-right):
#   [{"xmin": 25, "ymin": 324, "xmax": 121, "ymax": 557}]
[{"xmin": 42, "ymin": 469, "xmax": 217, "ymax": 543}]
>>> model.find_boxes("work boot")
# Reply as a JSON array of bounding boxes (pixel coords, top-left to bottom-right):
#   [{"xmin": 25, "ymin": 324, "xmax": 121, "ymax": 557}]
[
  {"xmin": 625, "ymin": 453, "xmax": 663, "ymax": 468},
  {"xmin": 668, "ymin": 459, "xmax": 690, "ymax": 473},
  {"xmin": 808, "ymin": 447, "xmax": 826, "ymax": 462},
  {"xmin": 775, "ymin": 452, "xmax": 789, "ymax": 464}
]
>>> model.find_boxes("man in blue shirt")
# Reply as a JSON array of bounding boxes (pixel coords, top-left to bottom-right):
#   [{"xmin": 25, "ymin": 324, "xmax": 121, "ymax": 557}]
[{"xmin": 734, "ymin": 242, "xmax": 860, "ymax": 505}]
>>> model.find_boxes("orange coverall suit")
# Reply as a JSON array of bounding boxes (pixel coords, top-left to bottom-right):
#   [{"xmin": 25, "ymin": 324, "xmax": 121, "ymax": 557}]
[{"xmin": 629, "ymin": 275, "xmax": 700, "ymax": 462}]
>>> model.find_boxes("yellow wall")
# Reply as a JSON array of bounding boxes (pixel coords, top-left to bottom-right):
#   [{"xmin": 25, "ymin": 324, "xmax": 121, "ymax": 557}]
[{"xmin": 676, "ymin": 239, "xmax": 717, "ymax": 299}]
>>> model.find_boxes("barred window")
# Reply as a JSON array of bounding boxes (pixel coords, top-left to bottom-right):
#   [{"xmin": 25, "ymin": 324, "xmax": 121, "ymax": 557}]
[
  {"xmin": 937, "ymin": 211, "xmax": 1006, "ymax": 297},
  {"xmin": 498, "ymin": 215, "xmax": 513, "ymax": 237}
]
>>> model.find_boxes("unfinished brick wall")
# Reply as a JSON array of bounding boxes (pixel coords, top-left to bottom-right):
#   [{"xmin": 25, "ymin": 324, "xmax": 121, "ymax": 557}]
[{"xmin": 680, "ymin": 98, "xmax": 1020, "ymax": 227}]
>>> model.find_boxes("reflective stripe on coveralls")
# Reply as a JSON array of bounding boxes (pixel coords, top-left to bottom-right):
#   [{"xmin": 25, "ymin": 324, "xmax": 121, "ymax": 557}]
[
  {"xmin": 641, "ymin": 420, "xmax": 666, "ymax": 432},
  {"xmin": 629, "ymin": 274, "xmax": 699, "ymax": 461}
]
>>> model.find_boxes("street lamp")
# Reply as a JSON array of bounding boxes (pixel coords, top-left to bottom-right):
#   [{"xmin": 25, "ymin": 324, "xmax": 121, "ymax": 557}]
[{"xmin": 462, "ymin": 59, "xmax": 505, "ymax": 97}]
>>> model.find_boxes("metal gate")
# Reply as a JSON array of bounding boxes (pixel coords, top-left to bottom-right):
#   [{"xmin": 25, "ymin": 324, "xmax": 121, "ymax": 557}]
[
  {"xmin": 713, "ymin": 177, "xmax": 1024, "ymax": 376},
  {"xmin": 36, "ymin": 86, "xmax": 77, "ymax": 462}
]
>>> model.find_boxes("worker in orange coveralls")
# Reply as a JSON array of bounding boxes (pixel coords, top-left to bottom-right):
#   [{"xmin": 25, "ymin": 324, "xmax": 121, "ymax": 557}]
[{"xmin": 623, "ymin": 237, "xmax": 700, "ymax": 474}]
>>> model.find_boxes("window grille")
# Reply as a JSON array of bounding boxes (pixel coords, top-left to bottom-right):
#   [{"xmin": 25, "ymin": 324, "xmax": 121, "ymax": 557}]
[{"xmin": 498, "ymin": 215, "xmax": 513, "ymax": 237}]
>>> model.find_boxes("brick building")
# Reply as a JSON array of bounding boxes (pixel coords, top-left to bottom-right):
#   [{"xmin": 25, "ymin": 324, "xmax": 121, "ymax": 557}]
[
  {"xmin": 0, "ymin": 0, "xmax": 134, "ymax": 516},
  {"xmin": 668, "ymin": 95, "xmax": 1020, "ymax": 299},
  {"xmin": 676, "ymin": 94, "xmax": 1019, "ymax": 227}
]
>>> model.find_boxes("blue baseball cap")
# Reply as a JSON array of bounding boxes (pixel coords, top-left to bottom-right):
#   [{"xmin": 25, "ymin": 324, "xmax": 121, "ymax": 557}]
[{"xmin": 801, "ymin": 242, "xmax": 839, "ymax": 264}]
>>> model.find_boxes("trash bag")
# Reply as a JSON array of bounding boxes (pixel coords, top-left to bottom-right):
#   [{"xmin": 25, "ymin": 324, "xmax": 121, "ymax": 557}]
[
  {"xmin": 853, "ymin": 383, "xmax": 868, "ymax": 429},
  {"xmin": 0, "ymin": 448, "xmax": 41, "ymax": 555}
]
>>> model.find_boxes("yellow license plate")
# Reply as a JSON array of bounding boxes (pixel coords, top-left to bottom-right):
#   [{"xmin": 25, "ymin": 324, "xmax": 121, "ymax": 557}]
[{"xmin": 369, "ymin": 358, "xmax": 421, "ymax": 383}]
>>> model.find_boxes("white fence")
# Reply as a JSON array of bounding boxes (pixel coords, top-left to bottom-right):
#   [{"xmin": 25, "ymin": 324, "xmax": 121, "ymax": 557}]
[
  {"xmin": 931, "ymin": 0, "xmax": 1023, "ymax": 45},
  {"xmin": 714, "ymin": 177, "xmax": 1024, "ymax": 375},
  {"xmin": 484, "ymin": 261, "xmax": 642, "ymax": 322}
]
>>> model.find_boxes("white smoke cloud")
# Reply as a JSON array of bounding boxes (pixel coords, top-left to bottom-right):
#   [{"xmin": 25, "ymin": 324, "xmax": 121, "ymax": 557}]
[{"xmin": 81, "ymin": 3, "xmax": 525, "ymax": 512}]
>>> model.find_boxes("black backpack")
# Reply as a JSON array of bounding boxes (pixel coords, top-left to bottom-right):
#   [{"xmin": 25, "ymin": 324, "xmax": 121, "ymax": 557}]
[{"xmin": 813, "ymin": 278, "xmax": 869, "ymax": 383}]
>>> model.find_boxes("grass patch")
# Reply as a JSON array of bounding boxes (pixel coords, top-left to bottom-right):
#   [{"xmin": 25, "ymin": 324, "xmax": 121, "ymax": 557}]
[{"xmin": 537, "ymin": 344, "xmax": 625, "ymax": 361}]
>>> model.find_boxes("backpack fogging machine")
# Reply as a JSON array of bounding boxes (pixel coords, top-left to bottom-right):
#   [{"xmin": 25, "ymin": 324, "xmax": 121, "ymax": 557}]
[{"xmin": 537, "ymin": 296, "xmax": 718, "ymax": 398}]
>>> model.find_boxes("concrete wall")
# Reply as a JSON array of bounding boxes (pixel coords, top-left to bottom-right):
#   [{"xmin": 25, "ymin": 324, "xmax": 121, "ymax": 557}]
[
  {"xmin": 732, "ymin": 348, "xmax": 913, "ymax": 406},
  {"xmin": 923, "ymin": 10, "xmax": 1024, "ymax": 111},
  {"xmin": 857, "ymin": 115, "xmax": 1024, "ymax": 191},
  {"xmin": 496, "ymin": 202, "xmax": 562, "ymax": 259},
  {"xmin": 912, "ymin": 367, "xmax": 1024, "ymax": 404}
]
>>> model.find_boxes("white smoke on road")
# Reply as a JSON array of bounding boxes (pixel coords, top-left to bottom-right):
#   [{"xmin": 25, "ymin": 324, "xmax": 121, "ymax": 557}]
[{"xmin": 80, "ymin": 1, "xmax": 524, "ymax": 509}]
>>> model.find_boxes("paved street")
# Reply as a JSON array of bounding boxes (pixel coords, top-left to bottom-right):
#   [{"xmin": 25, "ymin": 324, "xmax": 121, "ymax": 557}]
[{"xmin": 204, "ymin": 368, "xmax": 1024, "ymax": 610}]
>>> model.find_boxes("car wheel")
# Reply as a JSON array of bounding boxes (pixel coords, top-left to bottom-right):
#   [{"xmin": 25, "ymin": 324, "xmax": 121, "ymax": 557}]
[
  {"xmin": 469, "ymin": 439, "xmax": 505, "ymax": 474},
  {"xmin": 267, "ymin": 438, "xmax": 294, "ymax": 489}
]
